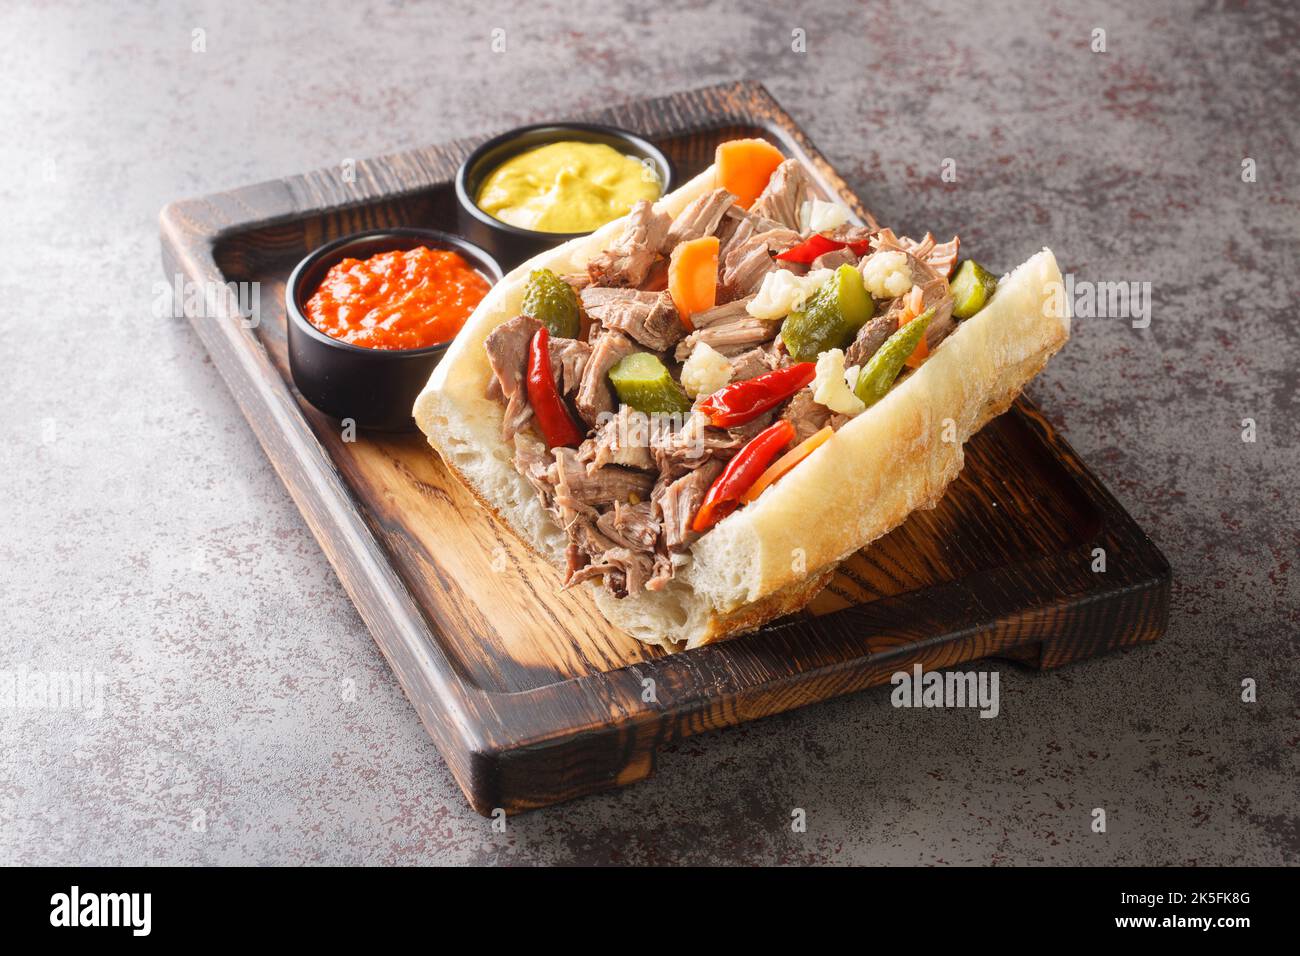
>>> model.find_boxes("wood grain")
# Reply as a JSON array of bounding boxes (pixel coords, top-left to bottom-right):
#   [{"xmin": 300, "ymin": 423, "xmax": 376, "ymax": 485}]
[{"xmin": 159, "ymin": 81, "xmax": 1170, "ymax": 814}]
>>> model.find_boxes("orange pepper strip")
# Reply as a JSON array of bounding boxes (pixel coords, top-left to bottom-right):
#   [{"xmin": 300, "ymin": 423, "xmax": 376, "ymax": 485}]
[{"xmin": 740, "ymin": 425, "xmax": 834, "ymax": 503}]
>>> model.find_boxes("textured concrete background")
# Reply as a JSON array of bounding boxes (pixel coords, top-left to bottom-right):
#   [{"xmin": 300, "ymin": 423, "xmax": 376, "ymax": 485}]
[{"xmin": 1, "ymin": 0, "xmax": 1295, "ymax": 865}]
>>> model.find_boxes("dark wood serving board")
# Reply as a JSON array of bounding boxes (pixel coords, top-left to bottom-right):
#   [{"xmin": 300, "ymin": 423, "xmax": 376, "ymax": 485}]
[{"xmin": 160, "ymin": 81, "xmax": 1169, "ymax": 814}]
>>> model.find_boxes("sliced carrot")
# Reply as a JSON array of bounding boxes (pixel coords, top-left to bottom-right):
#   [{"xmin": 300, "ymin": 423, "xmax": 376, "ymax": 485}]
[
  {"xmin": 668, "ymin": 235, "xmax": 719, "ymax": 327},
  {"xmin": 905, "ymin": 285, "xmax": 923, "ymax": 313},
  {"xmin": 716, "ymin": 138, "xmax": 786, "ymax": 209},
  {"xmin": 900, "ymin": 286, "xmax": 929, "ymax": 368},
  {"xmin": 904, "ymin": 329, "xmax": 929, "ymax": 368},
  {"xmin": 741, "ymin": 425, "xmax": 834, "ymax": 503}
]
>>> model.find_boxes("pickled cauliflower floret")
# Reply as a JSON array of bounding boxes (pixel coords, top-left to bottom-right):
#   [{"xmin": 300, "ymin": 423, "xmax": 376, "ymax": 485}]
[
  {"xmin": 807, "ymin": 199, "xmax": 849, "ymax": 234},
  {"xmin": 811, "ymin": 348, "xmax": 865, "ymax": 416},
  {"xmin": 861, "ymin": 250, "xmax": 913, "ymax": 299},
  {"xmin": 747, "ymin": 268, "xmax": 832, "ymax": 320},
  {"xmin": 680, "ymin": 341, "xmax": 733, "ymax": 398}
]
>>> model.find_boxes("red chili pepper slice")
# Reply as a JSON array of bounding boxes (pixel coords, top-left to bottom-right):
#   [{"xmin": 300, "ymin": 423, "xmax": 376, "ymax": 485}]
[
  {"xmin": 526, "ymin": 327, "xmax": 584, "ymax": 448},
  {"xmin": 776, "ymin": 233, "xmax": 875, "ymax": 264},
  {"xmin": 696, "ymin": 363, "xmax": 816, "ymax": 428},
  {"xmin": 692, "ymin": 419, "xmax": 796, "ymax": 532},
  {"xmin": 775, "ymin": 233, "xmax": 844, "ymax": 264}
]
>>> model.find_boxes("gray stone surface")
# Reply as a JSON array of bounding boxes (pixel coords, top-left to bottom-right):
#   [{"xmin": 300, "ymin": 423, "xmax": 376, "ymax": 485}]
[{"xmin": 1, "ymin": 0, "xmax": 1295, "ymax": 865}]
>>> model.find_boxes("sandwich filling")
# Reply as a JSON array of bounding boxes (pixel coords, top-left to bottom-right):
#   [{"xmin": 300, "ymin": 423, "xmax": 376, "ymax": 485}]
[{"xmin": 482, "ymin": 142, "xmax": 998, "ymax": 599}]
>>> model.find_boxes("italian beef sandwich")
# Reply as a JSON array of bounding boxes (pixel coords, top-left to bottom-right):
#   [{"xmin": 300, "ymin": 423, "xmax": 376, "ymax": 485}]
[{"xmin": 414, "ymin": 139, "xmax": 1071, "ymax": 649}]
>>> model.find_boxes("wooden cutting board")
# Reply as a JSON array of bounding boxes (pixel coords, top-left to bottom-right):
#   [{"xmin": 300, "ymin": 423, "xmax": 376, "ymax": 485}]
[{"xmin": 159, "ymin": 81, "xmax": 1169, "ymax": 814}]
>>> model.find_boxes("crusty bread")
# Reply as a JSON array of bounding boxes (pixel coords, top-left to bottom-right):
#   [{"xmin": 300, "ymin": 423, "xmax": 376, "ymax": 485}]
[{"xmin": 413, "ymin": 164, "xmax": 1070, "ymax": 649}]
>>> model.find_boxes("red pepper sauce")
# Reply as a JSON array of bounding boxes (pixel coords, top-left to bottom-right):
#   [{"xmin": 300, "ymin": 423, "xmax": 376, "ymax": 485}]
[{"xmin": 305, "ymin": 247, "xmax": 490, "ymax": 350}]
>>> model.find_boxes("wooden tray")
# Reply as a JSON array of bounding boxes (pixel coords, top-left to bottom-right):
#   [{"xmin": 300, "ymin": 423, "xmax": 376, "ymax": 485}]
[{"xmin": 160, "ymin": 81, "xmax": 1170, "ymax": 814}]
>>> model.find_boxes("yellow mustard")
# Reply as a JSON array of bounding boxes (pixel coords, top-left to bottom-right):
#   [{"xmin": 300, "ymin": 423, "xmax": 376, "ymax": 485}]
[{"xmin": 475, "ymin": 141, "xmax": 662, "ymax": 234}]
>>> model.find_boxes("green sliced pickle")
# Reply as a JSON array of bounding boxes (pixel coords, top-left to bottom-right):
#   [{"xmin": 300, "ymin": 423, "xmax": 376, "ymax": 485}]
[
  {"xmin": 949, "ymin": 259, "xmax": 999, "ymax": 319},
  {"xmin": 780, "ymin": 264, "xmax": 875, "ymax": 362},
  {"xmin": 521, "ymin": 268, "xmax": 580, "ymax": 338},
  {"xmin": 854, "ymin": 307, "xmax": 935, "ymax": 407},
  {"xmin": 608, "ymin": 352, "xmax": 692, "ymax": 415}
]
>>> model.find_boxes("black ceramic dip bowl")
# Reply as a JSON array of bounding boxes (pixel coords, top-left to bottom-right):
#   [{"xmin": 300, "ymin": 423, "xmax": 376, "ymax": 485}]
[
  {"xmin": 455, "ymin": 122, "xmax": 674, "ymax": 270},
  {"xmin": 285, "ymin": 227, "xmax": 502, "ymax": 432}
]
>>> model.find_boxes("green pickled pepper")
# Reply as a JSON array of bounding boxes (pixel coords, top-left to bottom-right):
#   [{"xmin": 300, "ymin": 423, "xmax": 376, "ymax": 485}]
[
  {"xmin": 521, "ymin": 268, "xmax": 580, "ymax": 338},
  {"xmin": 608, "ymin": 352, "xmax": 692, "ymax": 415},
  {"xmin": 780, "ymin": 264, "xmax": 875, "ymax": 362},
  {"xmin": 949, "ymin": 260, "xmax": 999, "ymax": 319},
  {"xmin": 854, "ymin": 307, "xmax": 935, "ymax": 407}
]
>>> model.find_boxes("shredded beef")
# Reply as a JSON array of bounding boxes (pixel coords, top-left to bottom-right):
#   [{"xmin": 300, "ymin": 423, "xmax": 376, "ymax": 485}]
[
  {"xmin": 663, "ymin": 188, "xmax": 735, "ymax": 250},
  {"xmin": 654, "ymin": 459, "xmax": 725, "ymax": 553},
  {"xmin": 584, "ymin": 406, "xmax": 654, "ymax": 472},
  {"xmin": 548, "ymin": 336, "xmax": 591, "ymax": 396},
  {"xmin": 688, "ymin": 297, "xmax": 754, "ymax": 329},
  {"xmin": 810, "ymin": 247, "xmax": 858, "ymax": 271},
  {"xmin": 639, "ymin": 257, "xmax": 670, "ymax": 292},
  {"xmin": 720, "ymin": 227, "xmax": 802, "ymax": 298},
  {"xmin": 844, "ymin": 313, "xmax": 898, "ymax": 368},
  {"xmin": 872, "ymin": 228, "xmax": 961, "ymax": 281},
  {"xmin": 649, "ymin": 411, "xmax": 742, "ymax": 479},
  {"xmin": 713, "ymin": 206, "xmax": 749, "ymax": 258},
  {"xmin": 727, "ymin": 409, "xmax": 777, "ymax": 443},
  {"xmin": 596, "ymin": 500, "xmax": 659, "ymax": 552},
  {"xmin": 764, "ymin": 337, "xmax": 792, "ymax": 370},
  {"xmin": 579, "ymin": 286, "xmax": 685, "ymax": 351},
  {"xmin": 586, "ymin": 200, "xmax": 672, "ymax": 288},
  {"xmin": 883, "ymin": 229, "xmax": 960, "ymax": 280},
  {"xmin": 564, "ymin": 518, "xmax": 656, "ymax": 597},
  {"xmin": 561, "ymin": 272, "xmax": 592, "ymax": 293},
  {"xmin": 728, "ymin": 347, "xmax": 773, "ymax": 382},
  {"xmin": 779, "ymin": 390, "xmax": 831, "ymax": 445},
  {"xmin": 513, "ymin": 434, "xmax": 555, "ymax": 505},
  {"xmin": 826, "ymin": 223, "xmax": 876, "ymax": 247},
  {"xmin": 907, "ymin": 258, "xmax": 956, "ymax": 350},
  {"xmin": 552, "ymin": 446, "xmax": 654, "ymax": 511},
  {"xmin": 575, "ymin": 329, "xmax": 637, "ymax": 425},
  {"xmin": 484, "ymin": 315, "xmax": 542, "ymax": 441},
  {"xmin": 922, "ymin": 235, "xmax": 961, "ymax": 279},
  {"xmin": 749, "ymin": 159, "xmax": 809, "ymax": 231},
  {"xmin": 675, "ymin": 313, "xmax": 777, "ymax": 361},
  {"xmin": 718, "ymin": 211, "xmax": 787, "ymax": 266},
  {"xmin": 645, "ymin": 548, "xmax": 676, "ymax": 592}
]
